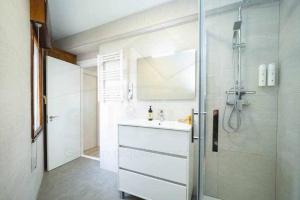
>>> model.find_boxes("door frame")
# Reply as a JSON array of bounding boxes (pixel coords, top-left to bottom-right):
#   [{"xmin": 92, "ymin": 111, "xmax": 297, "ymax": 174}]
[
  {"xmin": 78, "ymin": 57, "xmax": 100, "ymax": 161},
  {"xmin": 43, "ymin": 51, "xmax": 48, "ymax": 170},
  {"xmin": 197, "ymin": 0, "xmax": 207, "ymax": 199}
]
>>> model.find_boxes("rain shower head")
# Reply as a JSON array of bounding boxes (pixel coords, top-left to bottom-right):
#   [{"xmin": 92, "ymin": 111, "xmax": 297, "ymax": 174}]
[
  {"xmin": 233, "ymin": 0, "xmax": 244, "ymax": 39},
  {"xmin": 233, "ymin": 20, "xmax": 242, "ymax": 31}
]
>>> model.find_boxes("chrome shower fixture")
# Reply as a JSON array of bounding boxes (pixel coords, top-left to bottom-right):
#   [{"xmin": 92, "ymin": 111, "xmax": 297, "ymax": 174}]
[{"xmin": 222, "ymin": 1, "xmax": 256, "ymax": 133}]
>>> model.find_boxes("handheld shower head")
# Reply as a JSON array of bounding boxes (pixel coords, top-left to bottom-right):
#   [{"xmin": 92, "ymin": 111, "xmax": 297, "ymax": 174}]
[
  {"xmin": 233, "ymin": 20, "xmax": 242, "ymax": 31},
  {"xmin": 233, "ymin": 20, "xmax": 242, "ymax": 39}
]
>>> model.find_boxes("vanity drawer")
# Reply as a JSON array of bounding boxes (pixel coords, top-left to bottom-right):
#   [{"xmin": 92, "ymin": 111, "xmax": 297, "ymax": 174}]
[
  {"xmin": 118, "ymin": 125, "xmax": 189, "ymax": 156},
  {"xmin": 119, "ymin": 169, "xmax": 186, "ymax": 200},
  {"xmin": 119, "ymin": 147, "xmax": 187, "ymax": 184}
]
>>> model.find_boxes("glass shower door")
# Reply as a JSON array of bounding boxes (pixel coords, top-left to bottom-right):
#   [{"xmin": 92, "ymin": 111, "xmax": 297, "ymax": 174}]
[{"xmin": 198, "ymin": 0, "xmax": 280, "ymax": 200}]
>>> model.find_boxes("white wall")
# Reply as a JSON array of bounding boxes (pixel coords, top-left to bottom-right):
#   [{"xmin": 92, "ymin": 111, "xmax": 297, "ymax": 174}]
[
  {"xmin": 98, "ymin": 18, "xmax": 197, "ymax": 173},
  {"xmin": 82, "ymin": 69, "xmax": 98, "ymax": 151},
  {"xmin": 0, "ymin": 0, "xmax": 44, "ymax": 199}
]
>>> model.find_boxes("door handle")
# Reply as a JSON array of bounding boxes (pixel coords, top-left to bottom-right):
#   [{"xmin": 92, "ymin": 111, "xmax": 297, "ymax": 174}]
[
  {"xmin": 191, "ymin": 109, "xmax": 197, "ymax": 143},
  {"xmin": 212, "ymin": 110, "xmax": 219, "ymax": 152},
  {"xmin": 49, "ymin": 115, "xmax": 59, "ymax": 122},
  {"xmin": 191, "ymin": 109, "xmax": 207, "ymax": 143}
]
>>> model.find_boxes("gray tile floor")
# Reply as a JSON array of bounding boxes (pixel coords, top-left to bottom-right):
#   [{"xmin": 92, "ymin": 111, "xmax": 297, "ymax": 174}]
[{"xmin": 38, "ymin": 157, "xmax": 141, "ymax": 200}]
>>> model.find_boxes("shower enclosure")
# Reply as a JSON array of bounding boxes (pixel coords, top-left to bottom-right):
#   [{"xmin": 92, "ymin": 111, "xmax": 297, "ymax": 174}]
[{"xmin": 196, "ymin": 0, "xmax": 300, "ymax": 199}]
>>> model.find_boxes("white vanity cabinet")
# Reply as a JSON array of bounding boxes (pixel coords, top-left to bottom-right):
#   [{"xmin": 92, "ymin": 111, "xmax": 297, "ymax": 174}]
[{"xmin": 118, "ymin": 120, "xmax": 194, "ymax": 200}]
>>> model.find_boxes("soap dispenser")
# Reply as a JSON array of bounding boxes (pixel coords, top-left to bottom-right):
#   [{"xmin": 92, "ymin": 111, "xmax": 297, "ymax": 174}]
[{"xmin": 148, "ymin": 106, "xmax": 153, "ymax": 121}]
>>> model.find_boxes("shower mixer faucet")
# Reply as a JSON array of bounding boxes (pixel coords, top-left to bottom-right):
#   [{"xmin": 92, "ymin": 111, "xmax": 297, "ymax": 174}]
[{"xmin": 226, "ymin": 94, "xmax": 250, "ymax": 111}]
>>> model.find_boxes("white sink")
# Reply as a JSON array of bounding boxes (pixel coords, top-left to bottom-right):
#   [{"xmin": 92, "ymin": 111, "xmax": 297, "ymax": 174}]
[{"xmin": 118, "ymin": 119, "xmax": 191, "ymax": 132}]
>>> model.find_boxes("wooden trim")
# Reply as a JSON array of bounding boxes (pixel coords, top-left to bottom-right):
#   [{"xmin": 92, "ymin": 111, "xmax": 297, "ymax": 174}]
[
  {"xmin": 46, "ymin": 48, "xmax": 77, "ymax": 64},
  {"xmin": 39, "ymin": 23, "xmax": 52, "ymax": 49},
  {"xmin": 31, "ymin": 0, "xmax": 52, "ymax": 48},
  {"xmin": 30, "ymin": 0, "xmax": 46, "ymax": 24},
  {"xmin": 31, "ymin": 23, "xmax": 44, "ymax": 143}
]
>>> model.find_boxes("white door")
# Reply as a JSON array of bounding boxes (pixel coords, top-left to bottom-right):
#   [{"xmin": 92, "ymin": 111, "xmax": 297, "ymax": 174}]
[{"xmin": 46, "ymin": 56, "xmax": 81, "ymax": 171}]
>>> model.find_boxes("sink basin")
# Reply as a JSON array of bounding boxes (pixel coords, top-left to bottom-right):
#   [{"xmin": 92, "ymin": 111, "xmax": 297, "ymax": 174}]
[{"xmin": 118, "ymin": 119, "xmax": 191, "ymax": 132}]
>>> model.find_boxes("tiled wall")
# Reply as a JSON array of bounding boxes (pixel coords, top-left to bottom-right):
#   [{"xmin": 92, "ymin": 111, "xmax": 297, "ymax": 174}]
[
  {"xmin": 204, "ymin": 2, "xmax": 279, "ymax": 200},
  {"xmin": 277, "ymin": 0, "xmax": 300, "ymax": 199}
]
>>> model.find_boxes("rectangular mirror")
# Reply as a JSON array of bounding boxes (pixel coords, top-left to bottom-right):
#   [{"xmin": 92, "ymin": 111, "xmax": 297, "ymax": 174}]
[{"xmin": 137, "ymin": 50, "xmax": 196, "ymax": 100}]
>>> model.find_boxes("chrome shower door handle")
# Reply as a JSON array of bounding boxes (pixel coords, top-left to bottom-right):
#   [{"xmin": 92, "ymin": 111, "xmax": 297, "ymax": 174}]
[
  {"xmin": 192, "ymin": 109, "xmax": 207, "ymax": 143},
  {"xmin": 191, "ymin": 109, "xmax": 198, "ymax": 143}
]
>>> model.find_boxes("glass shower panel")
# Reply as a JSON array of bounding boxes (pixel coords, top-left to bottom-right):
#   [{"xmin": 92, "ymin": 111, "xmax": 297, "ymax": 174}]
[{"xmin": 202, "ymin": 1, "xmax": 279, "ymax": 200}]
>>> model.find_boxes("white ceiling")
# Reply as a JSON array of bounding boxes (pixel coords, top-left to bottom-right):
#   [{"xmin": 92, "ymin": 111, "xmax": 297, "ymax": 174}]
[{"xmin": 48, "ymin": 0, "xmax": 174, "ymax": 40}]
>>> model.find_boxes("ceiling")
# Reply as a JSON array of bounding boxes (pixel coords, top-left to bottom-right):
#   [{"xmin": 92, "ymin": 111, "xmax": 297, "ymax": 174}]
[{"xmin": 48, "ymin": 0, "xmax": 174, "ymax": 40}]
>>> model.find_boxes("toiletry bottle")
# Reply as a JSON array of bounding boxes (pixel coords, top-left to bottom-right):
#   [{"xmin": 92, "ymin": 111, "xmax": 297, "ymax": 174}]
[{"xmin": 148, "ymin": 106, "xmax": 153, "ymax": 121}]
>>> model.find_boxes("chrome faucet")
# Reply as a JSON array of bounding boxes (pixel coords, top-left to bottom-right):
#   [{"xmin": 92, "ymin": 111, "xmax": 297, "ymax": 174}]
[{"xmin": 159, "ymin": 110, "xmax": 165, "ymax": 122}]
